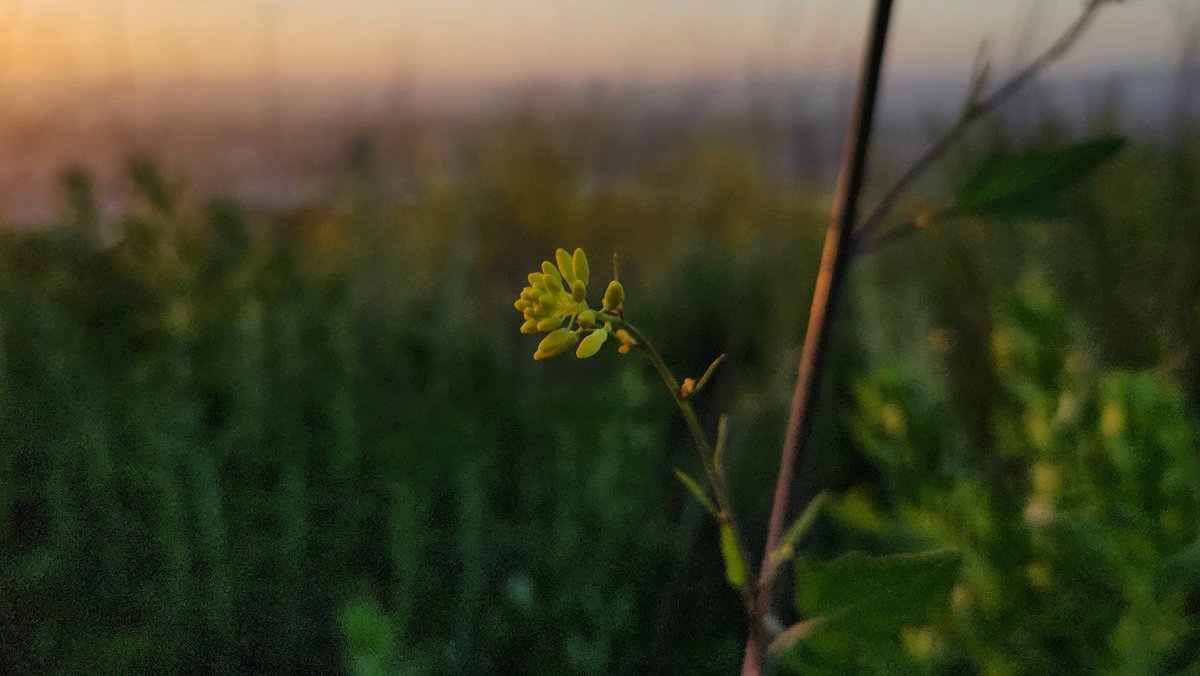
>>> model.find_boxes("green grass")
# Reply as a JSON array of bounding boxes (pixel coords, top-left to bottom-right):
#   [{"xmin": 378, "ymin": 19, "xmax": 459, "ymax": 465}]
[{"xmin": 0, "ymin": 113, "xmax": 1197, "ymax": 674}]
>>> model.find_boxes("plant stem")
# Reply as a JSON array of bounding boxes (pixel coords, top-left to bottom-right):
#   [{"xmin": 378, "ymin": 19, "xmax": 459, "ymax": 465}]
[
  {"xmin": 614, "ymin": 319, "xmax": 758, "ymax": 620},
  {"xmin": 851, "ymin": 0, "xmax": 1106, "ymax": 247},
  {"xmin": 744, "ymin": 1, "xmax": 895, "ymax": 673}
]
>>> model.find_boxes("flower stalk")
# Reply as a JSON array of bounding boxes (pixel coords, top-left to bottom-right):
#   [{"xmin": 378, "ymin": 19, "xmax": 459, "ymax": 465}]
[{"xmin": 608, "ymin": 318, "xmax": 759, "ymax": 620}]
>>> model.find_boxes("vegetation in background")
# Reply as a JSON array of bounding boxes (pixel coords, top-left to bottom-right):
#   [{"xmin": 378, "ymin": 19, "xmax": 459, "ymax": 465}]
[{"xmin": 0, "ymin": 79, "xmax": 1197, "ymax": 673}]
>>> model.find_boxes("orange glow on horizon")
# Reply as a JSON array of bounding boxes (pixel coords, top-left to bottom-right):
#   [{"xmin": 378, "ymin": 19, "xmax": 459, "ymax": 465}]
[{"xmin": 0, "ymin": 1, "xmax": 1183, "ymax": 88}]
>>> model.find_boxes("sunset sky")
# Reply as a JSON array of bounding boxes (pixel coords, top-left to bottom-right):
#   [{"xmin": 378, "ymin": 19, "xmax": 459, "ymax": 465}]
[{"xmin": 0, "ymin": 1, "xmax": 1189, "ymax": 88}]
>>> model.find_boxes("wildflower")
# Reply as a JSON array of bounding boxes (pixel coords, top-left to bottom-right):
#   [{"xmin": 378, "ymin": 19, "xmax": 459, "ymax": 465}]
[{"xmin": 514, "ymin": 247, "xmax": 624, "ymax": 361}]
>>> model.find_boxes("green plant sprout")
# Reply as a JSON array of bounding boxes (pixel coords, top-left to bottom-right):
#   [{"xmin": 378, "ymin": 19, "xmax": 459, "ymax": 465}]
[
  {"xmin": 516, "ymin": 1, "xmax": 1125, "ymax": 672},
  {"xmin": 516, "ymin": 245, "xmax": 959, "ymax": 671},
  {"xmin": 515, "ymin": 248, "xmax": 758, "ymax": 615}
]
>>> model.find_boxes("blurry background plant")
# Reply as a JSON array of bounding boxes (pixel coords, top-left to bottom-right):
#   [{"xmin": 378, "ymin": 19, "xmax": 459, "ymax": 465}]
[{"xmin": 0, "ymin": 1, "xmax": 1198, "ymax": 674}]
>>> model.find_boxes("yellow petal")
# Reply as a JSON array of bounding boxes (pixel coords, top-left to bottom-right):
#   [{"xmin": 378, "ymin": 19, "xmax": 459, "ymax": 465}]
[{"xmin": 575, "ymin": 329, "xmax": 608, "ymax": 359}]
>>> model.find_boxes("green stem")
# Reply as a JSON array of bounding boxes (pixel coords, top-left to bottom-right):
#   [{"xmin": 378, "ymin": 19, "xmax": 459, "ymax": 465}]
[{"xmin": 610, "ymin": 317, "xmax": 758, "ymax": 619}]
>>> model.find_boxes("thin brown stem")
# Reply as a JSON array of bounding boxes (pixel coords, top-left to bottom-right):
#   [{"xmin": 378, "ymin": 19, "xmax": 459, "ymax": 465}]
[
  {"xmin": 853, "ymin": 208, "xmax": 956, "ymax": 256},
  {"xmin": 743, "ymin": 1, "xmax": 895, "ymax": 673},
  {"xmin": 852, "ymin": 1, "xmax": 1105, "ymax": 246}
]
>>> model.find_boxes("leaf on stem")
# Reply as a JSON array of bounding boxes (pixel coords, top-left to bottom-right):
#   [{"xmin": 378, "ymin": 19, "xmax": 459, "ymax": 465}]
[
  {"xmin": 713, "ymin": 414, "xmax": 729, "ymax": 478},
  {"xmin": 773, "ymin": 492, "xmax": 828, "ymax": 563},
  {"xmin": 719, "ymin": 522, "xmax": 748, "ymax": 588},
  {"xmin": 793, "ymin": 549, "xmax": 960, "ymax": 628},
  {"xmin": 673, "ymin": 468, "xmax": 718, "ymax": 517},
  {"xmin": 774, "ymin": 550, "xmax": 961, "ymax": 670},
  {"xmin": 964, "ymin": 40, "xmax": 991, "ymax": 115},
  {"xmin": 953, "ymin": 136, "xmax": 1125, "ymax": 218},
  {"xmin": 689, "ymin": 353, "xmax": 726, "ymax": 398}
]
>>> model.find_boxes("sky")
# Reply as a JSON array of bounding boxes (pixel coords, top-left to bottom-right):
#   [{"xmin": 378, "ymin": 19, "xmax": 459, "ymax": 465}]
[{"xmin": 0, "ymin": 1, "xmax": 1191, "ymax": 90}]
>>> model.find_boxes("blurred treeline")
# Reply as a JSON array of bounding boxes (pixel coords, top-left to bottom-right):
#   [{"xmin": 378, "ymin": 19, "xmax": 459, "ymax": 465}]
[{"xmin": 0, "ymin": 96, "xmax": 1198, "ymax": 675}]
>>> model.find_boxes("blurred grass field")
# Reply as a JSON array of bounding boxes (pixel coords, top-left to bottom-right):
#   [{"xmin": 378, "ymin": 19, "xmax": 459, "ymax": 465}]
[{"xmin": 0, "ymin": 90, "xmax": 1198, "ymax": 674}]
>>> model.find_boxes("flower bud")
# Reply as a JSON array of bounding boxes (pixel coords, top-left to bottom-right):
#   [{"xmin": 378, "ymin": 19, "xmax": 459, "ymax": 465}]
[
  {"xmin": 572, "ymin": 248, "xmax": 589, "ymax": 286},
  {"xmin": 577, "ymin": 310, "xmax": 598, "ymax": 328},
  {"xmin": 615, "ymin": 329, "xmax": 637, "ymax": 354},
  {"xmin": 602, "ymin": 280, "xmax": 624, "ymax": 312},
  {"xmin": 534, "ymin": 328, "xmax": 578, "ymax": 360},
  {"xmin": 571, "ymin": 280, "xmax": 586, "ymax": 302},
  {"xmin": 576, "ymin": 329, "xmax": 608, "ymax": 359},
  {"xmin": 556, "ymin": 248, "xmax": 576, "ymax": 283}
]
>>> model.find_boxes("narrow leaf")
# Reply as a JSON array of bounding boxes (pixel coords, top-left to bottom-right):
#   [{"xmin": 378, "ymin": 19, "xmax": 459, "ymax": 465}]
[
  {"xmin": 780, "ymin": 492, "xmax": 828, "ymax": 554},
  {"xmin": 673, "ymin": 468, "xmax": 718, "ymax": 516},
  {"xmin": 691, "ymin": 353, "xmax": 726, "ymax": 397},
  {"xmin": 713, "ymin": 415, "xmax": 729, "ymax": 478},
  {"xmin": 720, "ymin": 522, "xmax": 748, "ymax": 588},
  {"xmin": 953, "ymin": 136, "xmax": 1125, "ymax": 217}
]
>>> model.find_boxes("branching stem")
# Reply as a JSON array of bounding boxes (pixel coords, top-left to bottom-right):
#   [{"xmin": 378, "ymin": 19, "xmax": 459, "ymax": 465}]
[
  {"xmin": 612, "ymin": 318, "xmax": 759, "ymax": 624},
  {"xmin": 853, "ymin": 0, "xmax": 1106, "ymax": 249},
  {"xmin": 744, "ymin": 1, "xmax": 1111, "ymax": 672}
]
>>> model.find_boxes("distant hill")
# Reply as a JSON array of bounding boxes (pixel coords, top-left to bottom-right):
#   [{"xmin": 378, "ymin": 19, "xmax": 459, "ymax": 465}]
[{"xmin": 0, "ymin": 66, "xmax": 1190, "ymax": 226}]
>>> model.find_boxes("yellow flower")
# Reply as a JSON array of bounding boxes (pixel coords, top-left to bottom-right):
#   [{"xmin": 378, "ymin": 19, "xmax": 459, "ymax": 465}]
[{"xmin": 515, "ymin": 247, "xmax": 624, "ymax": 361}]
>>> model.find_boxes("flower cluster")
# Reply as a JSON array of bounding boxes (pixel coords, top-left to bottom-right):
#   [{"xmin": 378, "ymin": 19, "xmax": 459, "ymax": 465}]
[{"xmin": 514, "ymin": 247, "xmax": 627, "ymax": 360}]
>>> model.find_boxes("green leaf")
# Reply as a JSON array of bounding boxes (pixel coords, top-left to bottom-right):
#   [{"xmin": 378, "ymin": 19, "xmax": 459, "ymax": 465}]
[
  {"xmin": 719, "ymin": 522, "xmax": 748, "ymax": 588},
  {"xmin": 775, "ymin": 550, "xmax": 960, "ymax": 673},
  {"xmin": 953, "ymin": 136, "xmax": 1125, "ymax": 217},
  {"xmin": 712, "ymin": 415, "xmax": 729, "ymax": 478},
  {"xmin": 779, "ymin": 492, "xmax": 828, "ymax": 554},
  {"xmin": 673, "ymin": 468, "xmax": 717, "ymax": 516},
  {"xmin": 795, "ymin": 549, "xmax": 960, "ymax": 630},
  {"xmin": 691, "ymin": 353, "xmax": 726, "ymax": 397}
]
